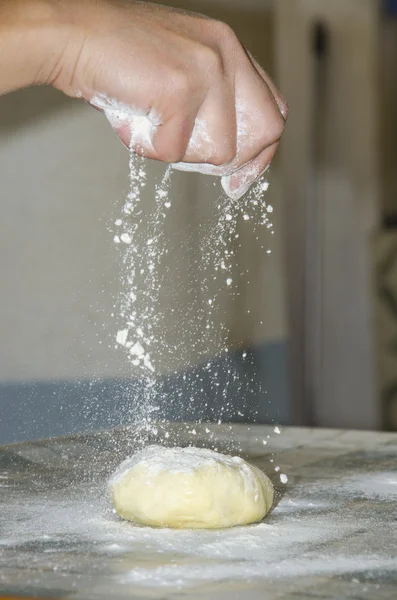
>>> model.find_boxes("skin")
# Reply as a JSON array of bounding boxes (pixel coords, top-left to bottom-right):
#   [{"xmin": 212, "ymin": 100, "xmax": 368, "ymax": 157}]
[{"xmin": 0, "ymin": 0, "xmax": 287, "ymax": 194}]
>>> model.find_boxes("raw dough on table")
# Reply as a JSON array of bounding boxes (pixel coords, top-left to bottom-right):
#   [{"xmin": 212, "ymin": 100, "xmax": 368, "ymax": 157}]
[{"xmin": 109, "ymin": 445, "xmax": 274, "ymax": 529}]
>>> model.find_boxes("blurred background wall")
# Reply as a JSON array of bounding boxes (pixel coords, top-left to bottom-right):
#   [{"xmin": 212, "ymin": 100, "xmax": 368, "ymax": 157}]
[
  {"xmin": 274, "ymin": 0, "xmax": 397, "ymax": 431},
  {"xmin": 1, "ymin": 0, "xmax": 396, "ymax": 442}
]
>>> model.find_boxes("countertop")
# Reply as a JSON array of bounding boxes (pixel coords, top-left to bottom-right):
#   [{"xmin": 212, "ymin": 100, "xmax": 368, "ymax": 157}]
[{"xmin": 0, "ymin": 423, "xmax": 396, "ymax": 599}]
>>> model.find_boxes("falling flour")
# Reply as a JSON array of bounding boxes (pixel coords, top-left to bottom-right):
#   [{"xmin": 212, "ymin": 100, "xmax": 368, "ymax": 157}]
[
  {"xmin": 111, "ymin": 151, "xmax": 172, "ymax": 440},
  {"xmin": 98, "ymin": 92, "xmax": 278, "ymax": 453}
]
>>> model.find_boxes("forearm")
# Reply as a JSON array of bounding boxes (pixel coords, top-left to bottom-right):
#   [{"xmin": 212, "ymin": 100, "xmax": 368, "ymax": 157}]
[{"xmin": 0, "ymin": 0, "xmax": 70, "ymax": 95}]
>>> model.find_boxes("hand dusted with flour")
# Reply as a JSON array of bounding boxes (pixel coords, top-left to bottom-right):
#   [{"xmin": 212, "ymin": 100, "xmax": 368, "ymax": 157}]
[{"xmin": 0, "ymin": 0, "xmax": 287, "ymax": 199}]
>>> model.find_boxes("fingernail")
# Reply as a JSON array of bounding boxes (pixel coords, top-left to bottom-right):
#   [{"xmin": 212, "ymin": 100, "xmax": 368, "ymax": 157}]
[
  {"xmin": 278, "ymin": 96, "xmax": 289, "ymax": 120},
  {"xmin": 221, "ymin": 163, "xmax": 270, "ymax": 200},
  {"xmin": 221, "ymin": 175, "xmax": 251, "ymax": 200}
]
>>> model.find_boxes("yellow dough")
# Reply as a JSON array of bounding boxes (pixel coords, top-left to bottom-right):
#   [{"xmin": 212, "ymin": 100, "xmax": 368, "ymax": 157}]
[{"xmin": 109, "ymin": 445, "xmax": 274, "ymax": 529}]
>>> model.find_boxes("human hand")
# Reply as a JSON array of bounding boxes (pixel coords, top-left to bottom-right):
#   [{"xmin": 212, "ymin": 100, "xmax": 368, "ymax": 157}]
[{"xmin": 2, "ymin": 0, "xmax": 287, "ymax": 198}]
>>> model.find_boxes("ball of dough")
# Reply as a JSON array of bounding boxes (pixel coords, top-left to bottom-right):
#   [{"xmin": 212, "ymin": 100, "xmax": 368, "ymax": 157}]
[{"xmin": 109, "ymin": 445, "xmax": 273, "ymax": 529}]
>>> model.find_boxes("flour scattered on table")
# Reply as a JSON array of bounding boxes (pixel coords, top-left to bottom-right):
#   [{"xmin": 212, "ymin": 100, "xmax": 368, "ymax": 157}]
[{"xmin": 341, "ymin": 471, "xmax": 397, "ymax": 500}]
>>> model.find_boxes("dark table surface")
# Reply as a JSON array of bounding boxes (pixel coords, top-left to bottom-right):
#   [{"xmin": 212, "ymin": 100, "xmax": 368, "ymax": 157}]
[{"xmin": 1, "ymin": 423, "xmax": 396, "ymax": 599}]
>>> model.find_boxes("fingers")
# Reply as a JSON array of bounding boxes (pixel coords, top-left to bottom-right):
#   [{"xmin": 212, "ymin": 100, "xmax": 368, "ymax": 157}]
[
  {"xmin": 245, "ymin": 49, "xmax": 289, "ymax": 121},
  {"xmin": 228, "ymin": 68, "xmax": 285, "ymax": 171},
  {"xmin": 151, "ymin": 72, "xmax": 206, "ymax": 162},
  {"xmin": 221, "ymin": 141, "xmax": 278, "ymax": 200},
  {"xmin": 90, "ymin": 76, "xmax": 205, "ymax": 163},
  {"xmin": 172, "ymin": 64, "xmax": 283, "ymax": 183},
  {"xmin": 215, "ymin": 51, "xmax": 286, "ymax": 198},
  {"xmin": 89, "ymin": 93, "xmax": 162, "ymax": 157},
  {"xmin": 152, "ymin": 109, "xmax": 197, "ymax": 163},
  {"xmin": 131, "ymin": 62, "xmax": 284, "ymax": 201},
  {"xmin": 181, "ymin": 85, "xmax": 237, "ymax": 166}
]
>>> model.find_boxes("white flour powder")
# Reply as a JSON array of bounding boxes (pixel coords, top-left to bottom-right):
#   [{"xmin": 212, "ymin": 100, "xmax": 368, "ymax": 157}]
[
  {"xmin": 1, "ymin": 474, "xmax": 395, "ymax": 591},
  {"xmin": 109, "ymin": 445, "xmax": 247, "ymax": 482},
  {"xmin": 91, "ymin": 93, "xmax": 161, "ymax": 151},
  {"xmin": 98, "ymin": 91, "xmax": 276, "ymax": 448}
]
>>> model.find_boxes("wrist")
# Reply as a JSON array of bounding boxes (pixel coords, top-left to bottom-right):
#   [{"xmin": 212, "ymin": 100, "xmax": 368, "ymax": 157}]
[{"xmin": 0, "ymin": 0, "xmax": 72, "ymax": 94}]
